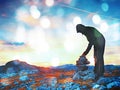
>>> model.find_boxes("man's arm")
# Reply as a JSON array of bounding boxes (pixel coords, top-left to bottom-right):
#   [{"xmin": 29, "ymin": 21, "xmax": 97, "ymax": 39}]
[{"xmin": 82, "ymin": 43, "xmax": 92, "ymax": 56}]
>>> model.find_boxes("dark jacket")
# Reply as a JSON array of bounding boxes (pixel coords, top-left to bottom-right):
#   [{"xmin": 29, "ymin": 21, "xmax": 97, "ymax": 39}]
[{"xmin": 83, "ymin": 26, "xmax": 105, "ymax": 55}]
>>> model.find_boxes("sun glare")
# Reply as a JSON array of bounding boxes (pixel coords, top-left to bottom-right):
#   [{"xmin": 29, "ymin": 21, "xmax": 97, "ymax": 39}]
[
  {"xmin": 27, "ymin": 28, "xmax": 49, "ymax": 53},
  {"xmin": 51, "ymin": 57, "xmax": 60, "ymax": 67},
  {"xmin": 45, "ymin": 0, "xmax": 54, "ymax": 7},
  {"xmin": 40, "ymin": 16, "xmax": 51, "ymax": 29},
  {"xmin": 73, "ymin": 16, "xmax": 82, "ymax": 26},
  {"xmin": 30, "ymin": 5, "xmax": 41, "ymax": 19},
  {"xmin": 92, "ymin": 14, "xmax": 101, "ymax": 24},
  {"xmin": 15, "ymin": 25, "xmax": 26, "ymax": 43}
]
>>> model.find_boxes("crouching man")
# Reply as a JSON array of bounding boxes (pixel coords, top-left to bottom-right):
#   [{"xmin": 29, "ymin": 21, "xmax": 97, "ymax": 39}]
[{"xmin": 76, "ymin": 24, "xmax": 105, "ymax": 79}]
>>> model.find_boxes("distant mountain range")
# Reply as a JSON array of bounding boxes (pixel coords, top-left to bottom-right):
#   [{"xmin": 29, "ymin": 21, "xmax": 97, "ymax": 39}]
[
  {"xmin": 0, "ymin": 60, "xmax": 38, "ymax": 73},
  {"xmin": 0, "ymin": 60, "xmax": 120, "ymax": 74}
]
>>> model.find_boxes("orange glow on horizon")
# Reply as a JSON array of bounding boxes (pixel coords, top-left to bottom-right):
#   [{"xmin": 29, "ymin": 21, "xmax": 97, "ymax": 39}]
[{"xmin": 0, "ymin": 40, "xmax": 120, "ymax": 67}]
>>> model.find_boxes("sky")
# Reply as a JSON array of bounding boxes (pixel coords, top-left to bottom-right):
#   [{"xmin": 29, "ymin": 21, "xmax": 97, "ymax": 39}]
[{"xmin": 0, "ymin": 0, "xmax": 120, "ymax": 67}]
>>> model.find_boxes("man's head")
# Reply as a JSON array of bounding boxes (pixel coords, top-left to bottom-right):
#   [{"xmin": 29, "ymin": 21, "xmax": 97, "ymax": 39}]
[{"xmin": 76, "ymin": 24, "xmax": 86, "ymax": 34}]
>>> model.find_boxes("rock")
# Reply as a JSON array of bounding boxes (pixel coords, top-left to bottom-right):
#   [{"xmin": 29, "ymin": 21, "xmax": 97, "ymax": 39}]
[
  {"xmin": 76, "ymin": 56, "xmax": 90, "ymax": 71},
  {"xmin": 6, "ymin": 67, "xmax": 16, "ymax": 73},
  {"xmin": 36, "ymin": 85, "xmax": 49, "ymax": 90},
  {"xmin": 73, "ymin": 70, "xmax": 95, "ymax": 80},
  {"xmin": 97, "ymin": 77, "xmax": 112, "ymax": 85},
  {"xmin": 73, "ymin": 56, "xmax": 95, "ymax": 81},
  {"xmin": 107, "ymin": 81, "xmax": 120, "ymax": 89},
  {"xmin": 64, "ymin": 87, "xmax": 70, "ymax": 90},
  {"xmin": 81, "ymin": 85, "xmax": 88, "ymax": 90},
  {"xmin": 73, "ymin": 72, "xmax": 80, "ymax": 80},
  {"xmin": 99, "ymin": 85, "xmax": 107, "ymax": 90},
  {"xmin": 92, "ymin": 84, "xmax": 107, "ymax": 90},
  {"xmin": 56, "ymin": 87, "xmax": 62, "ymax": 90},
  {"xmin": 83, "ymin": 70, "xmax": 95, "ymax": 80},
  {"xmin": 49, "ymin": 77, "xmax": 57, "ymax": 87},
  {"xmin": 19, "ymin": 70, "xmax": 29, "ymax": 81},
  {"xmin": 64, "ymin": 82, "xmax": 81, "ymax": 90},
  {"xmin": 0, "ymin": 73, "xmax": 17, "ymax": 78},
  {"xmin": 92, "ymin": 84, "xmax": 100, "ymax": 89},
  {"xmin": 77, "ymin": 65, "xmax": 88, "ymax": 71},
  {"xmin": 19, "ymin": 75, "xmax": 29, "ymax": 81},
  {"xmin": 59, "ymin": 73, "xmax": 68, "ymax": 79},
  {"xmin": 76, "ymin": 56, "xmax": 90, "ymax": 66}
]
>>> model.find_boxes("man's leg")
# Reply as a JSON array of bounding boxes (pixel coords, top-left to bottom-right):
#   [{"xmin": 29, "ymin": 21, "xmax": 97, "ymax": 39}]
[
  {"xmin": 94, "ymin": 46, "xmax": 97, "ymax": 74},
  {"xmin": 94, "ymin": 37, "xmax": 105, "ymax": 79},
  {"xmin": 97, "ymin": 49, "xmax": 104, "ymax": 76},
  {"xmin": 94, "ymin": 49, "xmax": 100, "ymax": 79},
  {"xmin": 94, "ymin": 48, "xmax": 104, "ymax": 79},
  {"xmin": 95, "ymin": 47, "xmax": 104, "ymax": 79}
]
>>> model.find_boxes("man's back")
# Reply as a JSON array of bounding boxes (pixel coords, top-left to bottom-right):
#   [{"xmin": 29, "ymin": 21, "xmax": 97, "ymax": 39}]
[{"xmin": 84, "ymin": 27, "xmax": 104, "ymax": 45}]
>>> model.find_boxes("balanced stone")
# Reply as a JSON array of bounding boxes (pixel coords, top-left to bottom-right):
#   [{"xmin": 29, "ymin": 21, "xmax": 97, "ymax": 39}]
[
  {"xmin": 76, "ymin": 56, "xmax": 90, "ymax": 65},
  {"xmin": 76, "ymin": 56, "xmax": 90, "ymax": 71},
  {"xmin": 73, "ymin": 56, "xmax": 95, "ymax": 80}
]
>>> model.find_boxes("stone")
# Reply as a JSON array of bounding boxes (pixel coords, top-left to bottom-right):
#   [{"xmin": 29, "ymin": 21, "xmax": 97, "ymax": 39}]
[
  {"xmin": 19, "ymin": 75, "xmax": 29, "ymax": 81},
  {"xmin": 76, "ymin": 56, "xmax": 90, "ymax": 66},
  {"xmin": 107, "ymin": 81, "xmax": 120, "ymax": 89},
  {"xmin": 97, "ymin": 77, "xmax": 112, "ymax": 85},
  {"xmin": 77, "ymin": 65, "xmax": 88, "ymax": 71},
  {"xmin": 73, "ymin": 70, "xmax": 95, "ymax": 80},
  {"xmin": 49, "ymin": 77, "xmax": 57, "ymax": 87},
  {"xmin": 76, "ymin": 56, "xmax": 90, "ymax": 71},
  {"xmin": 73, "ymin": 56, "xmax": 95, "ymax": 81}
]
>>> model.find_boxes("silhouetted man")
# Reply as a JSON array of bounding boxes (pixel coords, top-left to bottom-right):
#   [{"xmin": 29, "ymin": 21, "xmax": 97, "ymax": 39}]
[{"xmin": 76, "ymin": 24, "xmax": 105, "ymax": 79}]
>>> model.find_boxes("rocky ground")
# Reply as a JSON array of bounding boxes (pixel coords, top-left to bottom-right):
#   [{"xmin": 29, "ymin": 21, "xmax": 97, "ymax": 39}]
[{"xmin": 0, "ymin": 60, "xmax": 120, "ymax": 90}]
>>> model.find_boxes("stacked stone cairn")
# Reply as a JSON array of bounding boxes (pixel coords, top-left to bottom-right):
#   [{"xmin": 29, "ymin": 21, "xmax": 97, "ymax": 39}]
[{"xmin": 73, "ymin": 56, "xmax": 95, "ymax": 80}]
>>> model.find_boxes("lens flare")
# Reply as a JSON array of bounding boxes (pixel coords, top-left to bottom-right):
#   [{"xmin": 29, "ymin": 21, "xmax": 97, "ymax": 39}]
[
  {"xmin": 51, "ymin": 57, "xmax": 60, "ymax": 67},
  {"xmin": 15, "ymin": 25, "xmax": 26, "ymax": 43},
  {"xmin": 45, "ymin": 0, "xmax": 54, "ymax": 7},
  {"xmin": 27, "ymin": 28, "xmax": 49, "ymax": 53},
  {"xmin": 92, "ymin": 14, "xmax": 101, "ymax": 24},
  {"xmin": 73, "ymin": 16, "xmax": 82, "ymax": 26},
  {"xmin": 30, "ymin": 5, "xmax": 41, "ymax": 19},
  {"xmin": 40, "ymin": 16, "xmax": 51, "ymax": 29},
  {"xmin": 101, "ymin": 2, "xmax": 109, "ymax": 12}
]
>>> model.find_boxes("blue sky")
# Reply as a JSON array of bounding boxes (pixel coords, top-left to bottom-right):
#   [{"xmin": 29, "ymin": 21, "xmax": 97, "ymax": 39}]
[{"xmin": 0, "ymin": 0, "xmax": 120, "ymax": 44}]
